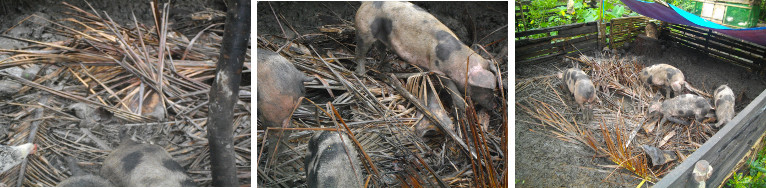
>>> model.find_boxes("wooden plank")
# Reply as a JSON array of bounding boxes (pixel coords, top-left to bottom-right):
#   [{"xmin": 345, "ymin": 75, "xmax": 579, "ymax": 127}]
[
  {"xmin": 516, "ymin": 34, "xmax": 597, "ymax": 55},
  {"xmin": 666, "ymin": 25, "xmax": 762, "ymax": 69},
  {"xmin": 518, "ymin": 47, "xmax": 595, "ymax": 65},
  {"xmin": 516, "ymin": 28, "xmax": 597, "ymax": 47},
  {"xmin": 666, "ymin": 34, "xmax": 752, "ymax": 66},
  {"xmin": 655, "ymin": 89, "xmax": 766, "ymax": 187},
  {"xmin": 706, "ymin": 40, "xmax": 764, "ymax": 63},
  {"xmin": 518, "ymin": 40, "xmax": 597, "ymax": 63},
  {"xmin": 709, "ymin": 32, "xmax": 766, "ymax": 54},
  {"xmin": 516, "ymin": 22, "xmax": 597, "ymax": 38},
  {"xmin": 517, "ymin": 38, "xmax": 597, "ymax": 60}
]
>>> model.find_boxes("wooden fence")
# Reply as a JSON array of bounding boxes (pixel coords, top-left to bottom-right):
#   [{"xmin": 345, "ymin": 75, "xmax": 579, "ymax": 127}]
[
  {"xmin": 515, "ymin": 21, "xmax": 599, "ymax": 65},
  {"xmin": 663, "ymin": 23, "xmax": 766, "ymax": 73}
]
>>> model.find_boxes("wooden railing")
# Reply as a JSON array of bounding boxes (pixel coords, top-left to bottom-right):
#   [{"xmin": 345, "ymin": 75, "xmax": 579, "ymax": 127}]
[
  {"xmin": 663, "ymin": 23, "xmax": 766, "ymax": 73},
  {"xmin": 515, "ymin": 21, "xmax": 599, "ymax": 64}
]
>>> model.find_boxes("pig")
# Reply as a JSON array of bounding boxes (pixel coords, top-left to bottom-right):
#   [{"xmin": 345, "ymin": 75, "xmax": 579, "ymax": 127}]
[
  {"xmin": 100, "ymin": 132, "xmax": 196, "ymax": 187},
  {"xmin": 257, "ymin": 48, "xmax": 312, "ymax": 166},
  {"xmin": 640, "ymin": 64, "xmax": 687, "ymax": 98},
  {"xmin": 713, "ymin": 85, "xmax": 735, "ymax": 128},
  {"xmin": 354, "ymin": 1, "xmax": 497, "ymax": 110},
  {"xmin": 646, "ymin": 22, "xmax": 658, "ymax": 39},
  {"xmin": 648, "ymin": 94, "xmax": 715, "ymax": 132},
  {"xmin": 305, "ymin": 131, "xmax": 363, "ymax": 188},
  {"xmin": 57, "ymin": 157, "xmax": 112, "ymax": 187},
  {"xmin": 558, "ymin": 68, "xmax": 597, "ymax": 122}
]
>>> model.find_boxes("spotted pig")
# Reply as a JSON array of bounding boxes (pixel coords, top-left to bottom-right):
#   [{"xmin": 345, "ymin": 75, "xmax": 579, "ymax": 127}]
[
  {"xmin": 354, "ymin": 1, "xmax": 497, "ymax": 110},
  {"xmin": 649, "ymin": 94, "xmax": 715, "ymax": 130},
  {"xmin": 713, "ymin": 85, "xmax": 735, "ymax": 128},
  {"xmin": 558, "ymin": 68, "xmax": 597, "ymax": 122},
  {"xmin": 640, "ymin": 64, "xmax": 687, "ymax": 98},
  {"xmin": 305, "ymin": 131, "xmax": 363, "ymax": 188},
  {"xmin": 257, "ymin": 48, "xmax": 311, "ymax": 166},
  {"xmin": 100, "ymin": 133, "xmax": 195, "ymax": 187}
]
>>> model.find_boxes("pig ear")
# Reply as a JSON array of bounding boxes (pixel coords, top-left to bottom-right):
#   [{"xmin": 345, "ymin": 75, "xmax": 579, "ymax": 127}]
[{"xmin": 468, "ymin": 68, "xmax": 496, "ymax": 89}]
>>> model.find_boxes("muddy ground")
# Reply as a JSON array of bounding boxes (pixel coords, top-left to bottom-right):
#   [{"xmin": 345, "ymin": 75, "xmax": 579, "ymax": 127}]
[{"xmin": 515, "ymin": 36, "xmax": 766, "ymax": 187}]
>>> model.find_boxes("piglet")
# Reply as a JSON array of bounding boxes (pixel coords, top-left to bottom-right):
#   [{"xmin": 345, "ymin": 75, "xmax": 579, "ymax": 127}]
[
  {"xmin": 713, "ymin": 85, "xmax": 735, "ymax": 128},
  {"xmin": 558, "ymin": 68, "xmax": 597, "ymax": 122},
  {"xmin": 645, "ymin": 22, "xmax": 658, "ymax": 39},
  {"xmin": 56, "ymin": 157, "xmax": 112, "ymax": 187},
  {"xmin": 100, "ymin": 133, "xmax": 195, "ymax": 186},
  {"xmin": 649, "ymin": 94, "xmax": 715, "ymax": 133},
  {"xmin": 305, "ymin": 131, "xmax": 363, "ymax": 188},
  {"xmin": 640, "ymin": 64, "xmax": 687, "ymax": 98},
  {"xmin": 257, "ymin": 48, "xmax": 311, "ymax": 166},
  {"xmin": 354, "ymin": 1, "xmax": 497, "ymax": 110}
]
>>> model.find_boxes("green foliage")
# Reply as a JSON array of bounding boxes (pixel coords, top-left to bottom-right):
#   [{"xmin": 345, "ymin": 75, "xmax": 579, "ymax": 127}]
[
  {"xmin": 666, "ymin": 0, "xmax": 697, "ymax": 12},
  {"xmin": 727, "ymin": 141, "xmax": 766, "ymax": 187},
  {"xmin": 516, "ymin": 0, "xmax": 636, "ymax": 33}
]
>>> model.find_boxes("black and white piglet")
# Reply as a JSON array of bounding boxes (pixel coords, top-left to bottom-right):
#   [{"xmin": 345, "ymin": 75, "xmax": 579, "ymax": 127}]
[
  {"xmin": 100, "ymin": 134, "xmax": 195, "ymax": 187},
  {"xmin": 713, "ymin": 85, "xmax": 735, "ymax": 128},
  {"xmin": 305, "ymin": 131, "xmax": 363, "ymax": 188}
]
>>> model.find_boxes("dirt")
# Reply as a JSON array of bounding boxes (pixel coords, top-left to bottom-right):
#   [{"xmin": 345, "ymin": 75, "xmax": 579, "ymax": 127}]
[{"xmin": 515, "ymin": 35, "xmax": 766, "ymax": 187}]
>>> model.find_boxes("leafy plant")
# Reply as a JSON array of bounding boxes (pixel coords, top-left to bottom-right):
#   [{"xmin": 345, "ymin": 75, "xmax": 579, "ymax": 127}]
[{"xmin": 727, "ymin": 140, "xmax": 766, "ymax": 187}]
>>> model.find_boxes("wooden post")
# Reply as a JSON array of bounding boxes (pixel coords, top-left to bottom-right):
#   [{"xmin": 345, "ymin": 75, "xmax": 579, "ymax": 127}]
[{"xmin": 207, "ymin": 0, "xmax": 249, "ymax": 186}]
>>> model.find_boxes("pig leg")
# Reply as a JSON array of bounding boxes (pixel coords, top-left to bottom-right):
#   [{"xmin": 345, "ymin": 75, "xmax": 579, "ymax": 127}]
[
  {"xmin": 263, "ymin": 119, "xmax": 291, "ymax": 168},
  {"xmin": 582, "ymin": 105, "xmax": 593, "ymax": 123},
  {"xmin": 656, "ymin": 116, "xmax": 668, "ymax": 136},
  {"xmin": 354, "ymin": 30, "xmax": 376, "ymax": 75},
  {"xmin": 666, "ymin": 116, "xmax": 691, "ymax": 126}
]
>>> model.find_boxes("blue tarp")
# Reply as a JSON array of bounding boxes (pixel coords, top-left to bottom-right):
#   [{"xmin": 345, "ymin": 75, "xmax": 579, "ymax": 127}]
[{"xmin": 620, "ymin": 0, "xmax": 766, "ymax": 46}]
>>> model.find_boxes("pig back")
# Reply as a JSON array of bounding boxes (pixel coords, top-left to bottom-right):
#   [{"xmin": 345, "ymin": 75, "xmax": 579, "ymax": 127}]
[
  {"xmin": 100, "ymin": 140, "xmax": 195, "ymax": 187},
  {"xmin": 661, "ymin": 94, "xmax": 713, "ymax": 120},
  {"xmin": 640, "ymin": 64, "xmax": 684, "ymax": 88},
  {"xmin": 257, "ymin": 48, "xmax": 307, "ymax": 127},
  {"xmin": 305, "ymin": 131, "xmax": 363, "ymax": 188}
]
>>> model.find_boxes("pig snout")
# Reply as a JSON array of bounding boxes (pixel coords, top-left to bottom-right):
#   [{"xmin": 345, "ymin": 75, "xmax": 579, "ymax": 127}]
[
  {"xmin": 354, "ymin": 1, "xmax": 498, "ymax": 109},
  {"xmin": 257, "ymin": 48, "xmax": 307, "ymax": 164},
  {"xmin": 305, "ymin": 131, "xmax": 363, "ymax": 188},
  {"xmin": 101, "ymin": 141, "xmax": 195, "ymax": 187},
  {"xmin": 713, "ymin": 85, "xmax": 735, "ymax": 127}
]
